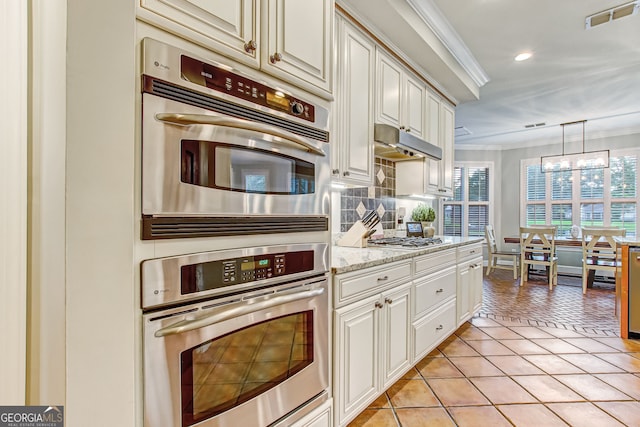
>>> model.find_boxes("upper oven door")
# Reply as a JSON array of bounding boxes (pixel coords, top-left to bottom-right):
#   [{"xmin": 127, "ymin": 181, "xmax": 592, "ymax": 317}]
[{"xmin": 142, "ymin": 93, "xmax": 330, "ymax": 217}]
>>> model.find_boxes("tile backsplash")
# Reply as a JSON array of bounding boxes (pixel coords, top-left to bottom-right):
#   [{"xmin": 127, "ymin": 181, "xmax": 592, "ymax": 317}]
[{"xmin": 339, "ymin": 158, "xmax": 396, "ymax": 232}]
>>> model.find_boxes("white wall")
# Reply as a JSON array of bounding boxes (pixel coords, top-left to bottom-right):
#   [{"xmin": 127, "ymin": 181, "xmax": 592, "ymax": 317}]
[{"xmin": 1, "ymin": 0, "xmax": 28, "ymax": 405}]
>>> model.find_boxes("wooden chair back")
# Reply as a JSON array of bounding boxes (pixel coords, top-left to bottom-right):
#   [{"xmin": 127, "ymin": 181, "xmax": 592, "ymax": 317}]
[
  {"xmin": 519, "ymin": 226, "xmax": 557, "ymax": 258},
  {"xmin": 581, "ymin": 227, "xmax": 626, "ymax": 264},
  {"xmin": 485, "ymin": 225, "xmax": 498, "ymax": 254}
]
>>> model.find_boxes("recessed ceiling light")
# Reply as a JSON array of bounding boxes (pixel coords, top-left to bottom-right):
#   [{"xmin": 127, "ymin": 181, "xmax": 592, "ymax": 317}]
[{"xmin": 515, "ymin": 52, "xmax": 532, "ymax": 62}]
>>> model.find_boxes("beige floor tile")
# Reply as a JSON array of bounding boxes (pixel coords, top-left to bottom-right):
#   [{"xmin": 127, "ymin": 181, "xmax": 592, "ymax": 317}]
[
  {"xmin": 500, "ymin": 339, "xmax": 551, "ymax": 355},
  {"xmin": 480, "ymin": 326, "xmax": 525, "ymax": 340},
  {"xmin": 593, "ymin": 337, "xmax": 640, "ymax": 352},
  {"xmin": 537, "ymin": 327, "xmax": 587, "ymax": 338},
  {"xmin": 427, "ymin": 348, "xmax": 444, "ymax": 357},
  {"xmin": 596, "ymin": 352, "xmax": 640, "ymax": 372},
  {"xmin": 469, "ymin": 317, "xmax": 502, "ymax": 327},
  {"xmin": 552, "ymin": 374, "xmax": 633, "ymax": 401},
  {"xmin": 486, "ymin": 355, "xmax": 546, "ymax": 375},
  {"xmin": 455, "ymin": 325, "xmax": 494, "ymax": 341},
  {"xmin": 496, "ymin": 403, "xmax": 568, "ymax": 427},
  {"xmin": 558, "ymin": 353, "xmax": 625, "ymax": 374},
  {"xmin": 507, "ymin": 326, "xmax": 557, "ymax": 339},
  {"xmin": 561, "ymin": 337, "xmax": 620, "ymax": 353},
  {"xmin": 367, "ymin": 392, "xmax": 391, "ymax": 408},
  {"xmin": 386, "ymin": 379, "xmax": 440, "ymax": 408},
  {"xmin": 448, "ymin": 356, "xmax": 504, "ymax": 377},
  {"xmin": 465, "ymin": 339, "xmax": 515, "ymax": 356},
  {"xmin": 437, "ymin": 338, "xmax": 481, "ymax": 357},
  {"xmin": 395, "ymin": 407, "xmax": 455, "ymax": 427},
  {"xmin": 596, "ymin": 401, "xmax": 640, "ymax": 426},
  {"xmin": 546, "ymin": 402, "xmax": 625, "ymax": 427},
  {"xmin": 596, "ymin": 373, "xmax": 640, "ymax": 400},
  {"xmin": 530, "ymin": 338, "xmax": 586, "ymax": 354},
  {"xmin": 511, "ymin": 375, "xmax": 585, "ymax": 402},
  {"xmin": 400, "ymin": 367, "xmax": 421, "ymax": 380},
  {"xmin": 427, "ymin": 378, "xmax": 490, "ymax": 406},
  {"xmin": 523, "ymin": 354, "xmax": 586, "ymax": 374},
  {"xmin": 470, "ymin": 377, "xmax": 537, "ymax": 404},
  {"xmin": 347, "ymin": 408, "xmax": 398, "ymax": 427},
  {"xmin": 448, "ymin": 406, "xmax": 512, "ymax": 427},
  {"xmin": 415, "ymin": 357, "xmax": 464, "ymax": 378},
  {"xmin": 492, "ymin": 317, "xmax": 527, "ymax": 327}
]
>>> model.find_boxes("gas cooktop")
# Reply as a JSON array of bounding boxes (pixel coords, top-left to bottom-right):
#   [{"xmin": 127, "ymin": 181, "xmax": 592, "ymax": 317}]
[{"xmin": 366, "ymin": 236, "xmax": 445, "ymax": 249}]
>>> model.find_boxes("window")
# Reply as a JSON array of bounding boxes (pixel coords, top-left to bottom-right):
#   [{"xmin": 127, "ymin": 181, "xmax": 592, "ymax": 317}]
[
  {"xmin": 443, "ymin": 163, "xmax": 492, "ymax": 237},
  {"xmin": 520, "ymin": 150, "xmax": 639, "ymax": 238}
]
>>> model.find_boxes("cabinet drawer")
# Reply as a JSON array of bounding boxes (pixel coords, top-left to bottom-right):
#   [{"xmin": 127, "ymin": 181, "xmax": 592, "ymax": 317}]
[
  {"xmin": 335, "ymin": 261, "xmax": 411, "ymax": 306},
  {"xmin": 414, "ymin": 249, "xmax": 456, "ymax": 275},
  {"xmin": 457, "ymin": 243, "xmax": 483, "ymax": 262},
  {"xmin": 413, "ymin": 265, "xmax": 457, "ymax": 319},
  {"xmin": 413, "ymin": 299, "xmax": 456, "ymax": 361}
]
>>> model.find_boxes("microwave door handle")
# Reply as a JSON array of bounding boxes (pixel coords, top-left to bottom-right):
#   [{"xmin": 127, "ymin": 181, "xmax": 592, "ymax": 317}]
[
  {"xmin": 155, "ymin": 113, "xmax": 326, "ymax": 157},
  {"xmin": 153, "ymin": 287, "xmax": 324, "ymax": 338}
]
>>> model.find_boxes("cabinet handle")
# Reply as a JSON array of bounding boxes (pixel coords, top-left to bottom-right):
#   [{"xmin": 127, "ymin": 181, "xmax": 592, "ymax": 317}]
[
  {"xmin": 377, "ymin": 275, "xmax": 389, "ymax": 282},
  {"xmin": 436, "ymin": 325, "xmax": 443, "ymax": 331},
  {"xmin": 399, "ymin": 125, "xmax": 405, "ymax": 130},
  {"xmin": 384, "ymin": 298, "xmax": 393, "ymax": 304},
  {"xmin": 375, "ymin": 302, "xmax": 384, "ymax": 309},
  {"xmin": 331, "ymin": 168, "xmax": 340, "ymax": 175},
  {"xmin": 436, "ymin": 288, "xmax": 444, "ymax": 293},
  {"xmin": 243, "ymin": 40, "xmax": 257, "ymax": 53},
  {"xmin": 343, "ymin": 171, "xmax": 350, "ymax": 176},
  {"xmin": 406, "ymin": 128, "xmax": 411, "ymax": 133},
  {"xmin": 270, "ymin": 52, "xmax": 283, "ymax": 63}
]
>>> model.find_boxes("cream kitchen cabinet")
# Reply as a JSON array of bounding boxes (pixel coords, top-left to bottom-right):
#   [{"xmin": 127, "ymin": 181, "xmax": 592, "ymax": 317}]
[
  {"xmin": 332, "ymin": 15, "xmax": 375, "ymax": 185},
  {"xmin": 456, "ymin": 243, "xmax": 483, "ymax": 326},
  {"xmin": 375, "ymin": 50, "xmax": 426, "ymax": 138},
  {"xmin": 137, "ymin": 0, "xmax": 333, "ymax": 97}
]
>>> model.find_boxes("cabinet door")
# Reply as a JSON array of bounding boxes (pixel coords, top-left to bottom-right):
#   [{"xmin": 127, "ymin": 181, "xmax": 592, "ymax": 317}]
[
  {"xmin": 262, "ymin": 0, "xmax": 333, "ymax": 93},
  {"xmin": 404, "ymin": 75, "xmax": 425, "ymax": 138},
  {"xmin": 335, "ymin": 296, "xmax": 379, "ymax": 426},
  {"xmin": 425, "ymin": 92, "xmax": 441, "ymax": 194},
  {"xmin": 333, "ymin": 19, "xmax": 374, "ymax": 185},
  {"xmin": 139, "ymin": 0, "xmax": 259, "ymax": 66},
  {"xmin": 457, "ymin": 261, "xmax": 472, "ymax": 326},
  {"xmin": 380, "ymin": 284, "xmax": 411, "ymax": 389},
  {"xmin": 471, "ymin": 257, "xmax": 484, "ymax": 314},
  {"xmin": 439, "ymin": 102, "xmax": 455, "ymax": 196},
  {"xmin": 375, "ymin": 50, "xmax": 402, "ymax": 127}
]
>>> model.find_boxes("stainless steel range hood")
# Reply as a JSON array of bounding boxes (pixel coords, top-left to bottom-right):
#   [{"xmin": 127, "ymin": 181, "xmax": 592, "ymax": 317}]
[{"xmin": 374, "ymin": 123, "xmax": 442, "ymax": 161}]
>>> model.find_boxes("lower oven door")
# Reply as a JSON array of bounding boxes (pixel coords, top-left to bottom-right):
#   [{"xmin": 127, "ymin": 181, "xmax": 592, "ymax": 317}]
[{"xmin": 143, "ymin": 275, "xmax": 329, "ymax": 427}]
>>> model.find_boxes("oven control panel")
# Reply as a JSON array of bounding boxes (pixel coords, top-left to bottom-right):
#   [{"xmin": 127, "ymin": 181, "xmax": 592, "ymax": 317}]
[
  {"xmin": 181, "ymin": 250, "xmax": 314, "ymax": 295},
  {"xmin": 180, "ymin": 55, "xmax": 315, "ymax": 122}
]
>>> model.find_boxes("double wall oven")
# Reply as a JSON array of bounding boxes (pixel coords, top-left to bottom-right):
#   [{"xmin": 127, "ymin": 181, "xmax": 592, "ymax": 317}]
[{"xmin": 140, "ymin": 38, "xmax": 331, "ymax": 427}]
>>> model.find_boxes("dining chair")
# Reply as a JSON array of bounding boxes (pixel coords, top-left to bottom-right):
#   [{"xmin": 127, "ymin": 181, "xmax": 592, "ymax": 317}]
[
  {"xmin": 485, "ymin": 225, "xmax": 518, "ymax": 279},
  {"xmin": 519, "ymin": 226, "xmax": 558, "ymax": 290},
  {"xmin": 581, "ymin": 227, "xmax": 626, "ymax": 294}
]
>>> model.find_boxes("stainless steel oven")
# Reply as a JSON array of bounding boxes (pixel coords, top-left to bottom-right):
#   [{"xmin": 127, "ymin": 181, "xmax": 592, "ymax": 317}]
[
  {"xmin": 142, "ymin": 243, "xmax": 329, "ymax": 427},
  {"xmin": 140, "ymin": 38, "xmax": 330, "ymax": 240}
]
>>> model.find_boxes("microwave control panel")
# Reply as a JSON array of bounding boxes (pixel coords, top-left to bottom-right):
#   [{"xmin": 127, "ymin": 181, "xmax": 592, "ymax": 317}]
[
  {"xmin": 180, "ymin": 55, "xmax": 315, "ymax": 123},
  {"xmin": 181, "ymin": 250, "xmax": 314, "ymax": 295}
]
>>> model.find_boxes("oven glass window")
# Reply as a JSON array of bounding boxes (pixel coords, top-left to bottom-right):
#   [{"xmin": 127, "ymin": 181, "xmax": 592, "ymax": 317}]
[
  {"xmin": 181, "ymin": 140, "xmax": 315, "ymax": 195},
  {"xmin": 180, "ymin": 311, "xmax": 314, "ymax": 426}
]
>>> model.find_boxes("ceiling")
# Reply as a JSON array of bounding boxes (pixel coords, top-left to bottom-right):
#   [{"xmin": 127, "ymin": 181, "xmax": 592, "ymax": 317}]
[{"xmin": 340, "ymin": 0, "xmax": 640, "ymax": 148}]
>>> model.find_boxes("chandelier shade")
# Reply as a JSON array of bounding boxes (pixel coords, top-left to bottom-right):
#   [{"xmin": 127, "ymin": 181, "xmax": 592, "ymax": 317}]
[{"xmin": 540, "ymin": 120, "xmax": 610, "ymax": 173}]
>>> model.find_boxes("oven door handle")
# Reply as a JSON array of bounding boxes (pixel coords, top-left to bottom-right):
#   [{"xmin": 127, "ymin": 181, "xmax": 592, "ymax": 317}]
[
  {"xmin": 155, "ymin": 113, "xmax": 326, "ymax": 157},
  {"xmin": 154, "ymin": 287, "xmax": 325, "ymax": 337}
]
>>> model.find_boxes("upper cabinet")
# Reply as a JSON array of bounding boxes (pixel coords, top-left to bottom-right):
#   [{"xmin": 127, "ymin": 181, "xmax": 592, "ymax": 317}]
[
  {"xmin": 332, "ymin": 15, "xmax": 375, "ymax": 185},
  {"xmin": 375, "ymin": 50, "xmax": 426, "ymax": 139},
  {"xmin": 137, "ymin": 0, "xmax": 333, "ymax": 98},
  {"xmin": 424, "ymin": 91, "xmax": 454, "ymax": 197}
]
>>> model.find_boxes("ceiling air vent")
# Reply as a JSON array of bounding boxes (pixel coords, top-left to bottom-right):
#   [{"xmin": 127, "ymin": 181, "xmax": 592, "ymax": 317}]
[
  {"xmin": 454, "ymin": 126, "xmax": 472, "ymax": 137},
  {"xmin": 586, "ymin": 1, "xmax": 639, "ymax": 29}
]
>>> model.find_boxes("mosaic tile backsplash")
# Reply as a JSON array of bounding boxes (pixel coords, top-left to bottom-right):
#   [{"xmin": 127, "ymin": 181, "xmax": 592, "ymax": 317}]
[{"xmin": 340, "ymin": 158, "xmax": 396, "ymax": 232}]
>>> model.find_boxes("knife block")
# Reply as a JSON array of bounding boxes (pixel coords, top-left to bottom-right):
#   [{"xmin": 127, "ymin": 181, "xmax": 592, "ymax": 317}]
[{"xmin": 336, "ymin": 221, "xmax": 370, "ymax": 248}]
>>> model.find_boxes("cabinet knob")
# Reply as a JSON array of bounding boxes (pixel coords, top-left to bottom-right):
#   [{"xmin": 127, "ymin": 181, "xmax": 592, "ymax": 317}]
[
  {"xmin": 270, "ymin": 52, "xmax": 283, "ymax": 63},
  {"xmin": 244, "ymin": 40, "xmax": 257, "ymax": 53},
  {"xmin": 406, "ymin": 128, "xmax": 411, "ymax": 133},
  {"xmin": 436, "ymin": 288, "xmax": 444, "ymax": 293},
  {"xmin": 331, "ymin": 169, "xmax": 340, "ymax": 175},
  {"xmin": 377, "ymin": 275, "xmax": 388, "ymax": 282},
  {"xmin": 375, "ymin": 302, "xmax": 384, "ymax": 309},
  {"xmin": 436, "ymin": 324, "xmax": 444, "ymax": 331},
  {"xmin": 384, "ymin": 298, "xmax": 393, "ymax": 304},
  {"xmin": 343, "ymin": 171, "xmax": 350, "ymax": 176},
  {"xmin": 399, "ymin": 125, "xmax": 405, "ymax": 130}
]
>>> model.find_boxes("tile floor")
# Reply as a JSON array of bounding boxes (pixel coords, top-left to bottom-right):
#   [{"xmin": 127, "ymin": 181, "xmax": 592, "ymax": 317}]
[{"xmin": 347, "ymin": 270, "xmax": 640, "ymax": 426}]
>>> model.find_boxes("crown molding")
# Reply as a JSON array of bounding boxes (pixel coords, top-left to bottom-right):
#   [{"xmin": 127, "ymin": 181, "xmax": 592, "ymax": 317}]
[{"xmin": 406, "ymin": 0, "xmax": 490, "ymax": 88}]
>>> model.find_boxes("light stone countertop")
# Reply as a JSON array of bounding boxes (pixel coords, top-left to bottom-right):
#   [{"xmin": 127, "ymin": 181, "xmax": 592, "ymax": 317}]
[{"xmin": 331, "ymin": 236, "xmax": 484, "ymax": 274}]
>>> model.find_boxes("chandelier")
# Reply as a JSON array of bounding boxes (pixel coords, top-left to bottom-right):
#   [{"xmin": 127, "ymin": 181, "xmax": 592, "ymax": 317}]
[{"xmin": 540, "ymin": 120, "xmax": 610, "ymax": 173}]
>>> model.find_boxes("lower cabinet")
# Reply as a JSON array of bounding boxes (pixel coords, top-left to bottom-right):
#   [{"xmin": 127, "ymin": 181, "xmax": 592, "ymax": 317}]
[
  {"xmin": 457, "ymin": 243, "xmax": 484, "ymax": 326},
  {"xmin": 290, "ymin": 399, "xmax": 333, "ymax": 427},
  {"xmin": 334, "ymin": 282, "xmax": 411, "ymax": 427}
]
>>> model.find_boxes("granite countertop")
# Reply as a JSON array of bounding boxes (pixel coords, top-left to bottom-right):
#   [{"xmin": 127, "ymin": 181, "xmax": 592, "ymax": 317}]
[{"xmin": 331, "ymin": 236, "xmax": 484, "ymax": 274}]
